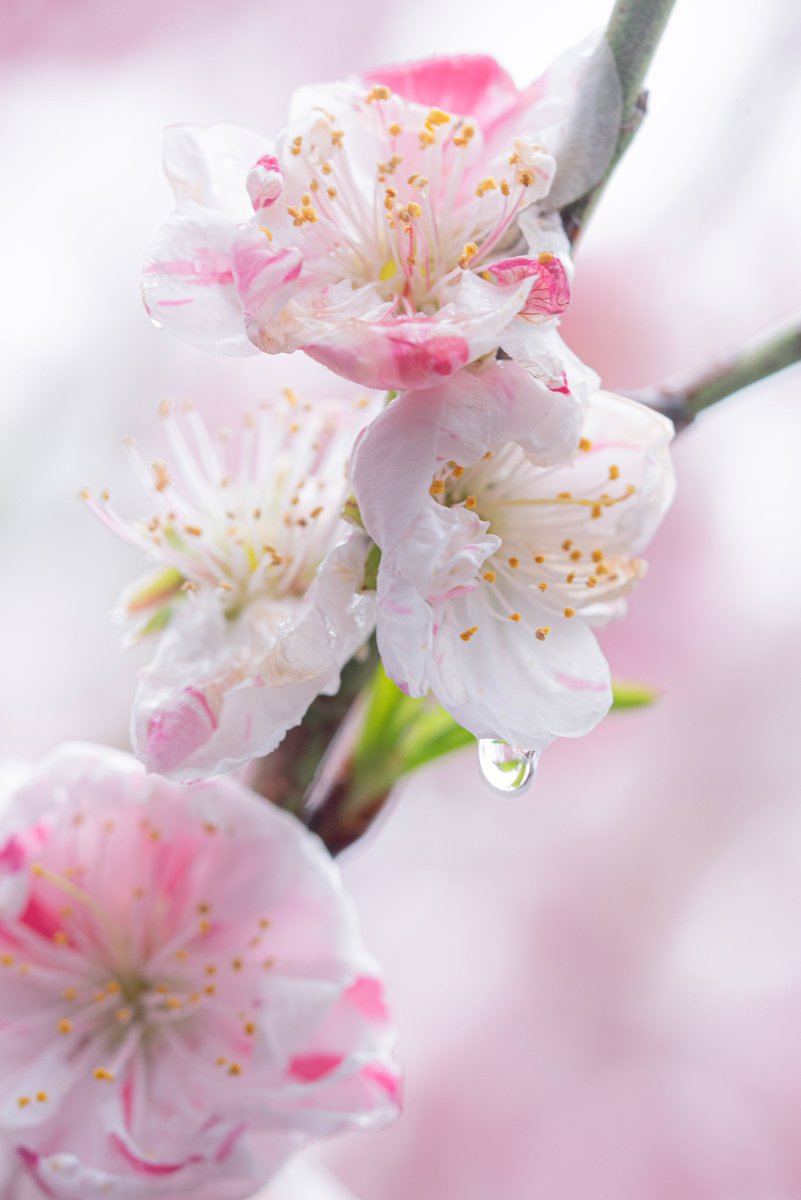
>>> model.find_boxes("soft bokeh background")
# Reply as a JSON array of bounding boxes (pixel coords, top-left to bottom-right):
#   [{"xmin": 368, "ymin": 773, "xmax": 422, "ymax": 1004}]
[{"xmin": 2, "ymin": 0, "xmax": 801, "ymax": 1196}]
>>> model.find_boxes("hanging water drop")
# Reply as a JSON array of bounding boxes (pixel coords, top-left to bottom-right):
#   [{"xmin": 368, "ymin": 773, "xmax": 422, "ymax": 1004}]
[{"xmin": 477, "ymin": 739, "xmax": 540, "ymax": 796}]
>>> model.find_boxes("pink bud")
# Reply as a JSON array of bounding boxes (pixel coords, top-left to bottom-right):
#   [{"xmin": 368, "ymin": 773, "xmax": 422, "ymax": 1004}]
[{"xmin": 247, "ymin": 155, "xmax": 283, "ymax": 210}]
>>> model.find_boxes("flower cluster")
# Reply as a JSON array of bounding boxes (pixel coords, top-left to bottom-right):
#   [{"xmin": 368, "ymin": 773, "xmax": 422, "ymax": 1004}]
[
  {"xmin": 129, "ymin": 48, "xmax": 673, "ymax": 773},
  {"xmin": 9, "ymin": 42, "xmax": 676, "ymax": 1200}
]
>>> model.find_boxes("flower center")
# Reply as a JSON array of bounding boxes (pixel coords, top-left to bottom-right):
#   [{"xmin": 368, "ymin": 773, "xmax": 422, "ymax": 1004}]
[
  {"xmin": 272, "ymin": 88, "xmax": 550, "ymax": 314},
  {"xmin": 428, "ymin": 440, "xmax": 641, "ymax": 639}
]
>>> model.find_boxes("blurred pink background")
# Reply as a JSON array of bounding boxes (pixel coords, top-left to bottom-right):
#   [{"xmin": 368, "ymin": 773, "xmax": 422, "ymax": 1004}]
[{"xmin": 2, "ymin": 0, "xmax": 801, "ymax": 1196}]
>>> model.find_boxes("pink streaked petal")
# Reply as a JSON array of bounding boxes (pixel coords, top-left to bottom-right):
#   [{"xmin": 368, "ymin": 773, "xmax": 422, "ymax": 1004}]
[
  {"xmin": 306, "ymin": 323, "xmax": 470, "ymax": 392},
  {"xmin": 485, "ymin": 254, "xmax": 570, "ymax": 319},
  {"xmin": 142, "ymin": 203, "xmax": 256, "ymax": 356}
]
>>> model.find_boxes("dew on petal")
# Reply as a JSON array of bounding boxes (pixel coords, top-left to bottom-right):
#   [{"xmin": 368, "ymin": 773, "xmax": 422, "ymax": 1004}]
[{"xmin": 478, "ymin": 738, "xmax": 540, "ymax": 795}]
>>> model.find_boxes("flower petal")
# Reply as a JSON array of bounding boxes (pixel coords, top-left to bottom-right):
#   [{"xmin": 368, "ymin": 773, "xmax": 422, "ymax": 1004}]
[
  {"xmin": 142, "ymin": 201, "xmax": 256, "ymax": 355},
  {"xmin": 132, "ymin": 535, "xmax": 375, "ymax": 780},
  {"xmin": 351, "ymin": 360, "xmax": 583, "ymax": 553},
  {"xmin": 357, "ymin": 55, "xmax": 522, "ymax": 129}
]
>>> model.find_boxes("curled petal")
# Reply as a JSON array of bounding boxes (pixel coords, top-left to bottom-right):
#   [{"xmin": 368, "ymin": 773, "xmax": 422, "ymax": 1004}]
[{"xmin": 485, "ymin": 253, "xmax": 570, "ymax": 319}]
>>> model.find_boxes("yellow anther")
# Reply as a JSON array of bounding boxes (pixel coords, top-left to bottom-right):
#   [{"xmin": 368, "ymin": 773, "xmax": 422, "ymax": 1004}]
[
  {"xmin": 388, "ymin": 122, "xmax": 403, "ymax": 136},
  {"xmin": 244, "ymin": 1021, "xmax": 256, "ymax": 1036},
  {"xmin": 458, "ymin": 242, "xmax": 478, "ymax": 269},
  {"xmin": 564, "ymin": 607, "xmax": 576, "ymax": 619},
  {"xmin": 57, "ymin": 1019, "xmax": 73, "ymax": 1035},
  {"xmin": 290, "ymin": 136, "xmax": 303, "ymax": 156},
  {"xmin": 326, "ymin": 186, "xmax": 337, "ymax": 199},
  {"xmin": 407, "ymin": 201, "xmax": 422, "ymax": 218},
  {"xmin": 258, "ymin": 918, "xmax": 271, "ymax": 929},
  {"xmin": 426, "ymin": 107, "xmax": 450, "ymax": 126},
  {"xmin": 538, "ymin": 251, "xmax": 556, "ymax": 264},
  {"xmin": 174, "ymin": 949, "xmax": 189, "ymax": 961},
  {"xmin": 231, "ymin": 957, "xmax": 244, "ymax": 971},
  {"xmin": 18, "ymin": 1097, "xmax": 30, "ymax": 1108},
  {"xmin": 562, "ymin": 539, "xmax": 573, "ymax": 551},
  {"xmin": 538, "ymin": 581, "xmax": 548, "ymax": 592},
  {"xmin": 534, "ymin": 555, "xmax": 545, "ymax": 564},
  {"xmin": 228, "ymin": 1063, "xmax": 243, "ymax": 1077},
  {"xmin": 215, "ymin": 1056, "xmax": 228, "ymax": 1067},
  {"xmin": 184, "ymin": 524, "xmax": 202, "ymax": 537},
  {"xmin": 52, "ymin": 929, "xmax": 68, "ymax": 944},
  {"xmin": 62, "ymin": 988, "xmax": 76, "ymax": 1002},
  {"xmin": 566, "ymin": 572, "xmax": 576, "ymax": 584},
  {"xmin": 430, "ymin": 479, "xmax": 446, "ymax": 496},
  {"xmin": 197, "ymin": 902, "xmax": 211, "ymax": 914},
  {"xmin": 198, "ymin": 918, "xmax": 212, "ymax": 935},
  {"xmin": 482, "ymin": 571, "xmax": 496, "ymax": 583},
  {"xmin": 262, "ymin": 957, "xmax": 275, "ymax": 970},
  {"xmin": 1, "ymin": 954, "xmax": 14, "ymax": 967},
  {"xmin": 93, "ymin": 1068, "xmax": 114, "ymax": 1083},
  {"xmin": 509, "ymin": 612, "xmax": 521, "ymax": 622},
  {"xmin": 586, "ymin": 577, "xmax": 598, "ymax": 588},
  {"xmin": 475, "ymin": 177, "xmax": 497, "ymax": 197},
  {"xmin": 301, "ymin": 192, "xmax": 312, "ymax": 206},
  {"xmin": 115, "ymin": 1008, "xmax": 132, "ymax": 1024},
  {"xmin": 366, "ymin": 84, "xmax": 392, "ymax": 102},
  {"xmin": 535, "ymin": 627, "xmax": 551, "ymax": 641},
  {"xmin": 204, "ymin": 984, "xmax": 216, "ymax": 995},
  {"xmin": 36, "ymin": 1092, "xmax": 48, "ymax": 1103},
  {"xmin": 152, "ymin": 460, "xmax": 170, "ymax": 492},
  {"xmin": 557, "ymin": 491, "xmax": 572, "ymax": 500},
  {"xmin": 500, "ymin": 179, "xmax": 510, "ymax": 196},
  {"xmin": 517, "ymin": 169, "xmax": 535, "ymax": 187},
  {"xmin": 331, "ymin": 130, "xmax": 344, "ymax": 147},
  {"xmin": 465, "ymin": 495, "xmax": 477, "ymax": 509},
  {"xmin": 591, "ymin": 504, "xmax": 603, "ymax": 519},
  {"xmin": 459, "ymin": 626, "xmax": 479, "ymax": 642},
  {"xmin": 508, "ymin": 556, "xmax": 520, "ymax": 568},
  {"xmin": 579, "ymin": 437, "xmax": 592, "ymax": 452},
  {"xmin": 419, "ymin": 129, "xmax": 436, "ymax": 148},
  {"xmin": 609, "ymin": 464, "xmax": 620, "ymax": 480},
  {"xmin": 165, "ymin": 997, "xmax": 183, "ymax": 1011},
  {"xmin": 570, "ymin": 550, "xmax": 582, "ymax": 562},
  {"xmin": 450, "ymin": 463, "xmax": 464, "ymax": 478},
  {"xmin": 591, "ymin": 550, "xmax": 604, "ymax": 563}
]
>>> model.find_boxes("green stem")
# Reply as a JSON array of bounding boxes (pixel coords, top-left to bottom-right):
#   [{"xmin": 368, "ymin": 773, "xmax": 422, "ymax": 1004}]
[
  {"xmin": 641, "ymin": 324, "xmax": 801, "ymax": 429},
  {"xmin": 561, "ymin": 0, "xmax": 678, "ymax": 245}
]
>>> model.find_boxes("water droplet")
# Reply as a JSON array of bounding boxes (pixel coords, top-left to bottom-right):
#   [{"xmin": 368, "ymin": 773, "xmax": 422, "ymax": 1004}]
[{"xmin": 477, "ymin": 739, "xmax": 540, "ymax": 796}]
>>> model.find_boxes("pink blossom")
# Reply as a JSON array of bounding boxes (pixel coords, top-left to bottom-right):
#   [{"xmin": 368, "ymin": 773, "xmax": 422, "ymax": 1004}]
[
  {"xmin": 85, "ymin": 394, "xmax": 378, "ymax": 780},
  {"xmin": 142, "ymin": 47, "xmax": 619, "ymax": 391},
  {"xmin": 0, "ymin": 744, "xmax": 400, "ymax": 1199},
  {"xmin": 351, "ymin": 367, "xmax": 675, "ymax": 750}
]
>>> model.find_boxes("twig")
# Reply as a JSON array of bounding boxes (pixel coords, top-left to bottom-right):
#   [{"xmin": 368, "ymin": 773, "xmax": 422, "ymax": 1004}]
[
  {"xmin": 561, "ymin": 0, "xmax": 677, "ymax": 245},
  {"xmin": 249, "ymin": 639, "xmax": 379, "ymax": 814},
  {"xmin": 636, "ymin": 324, "xmax": 801, "ymax": 430}
]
